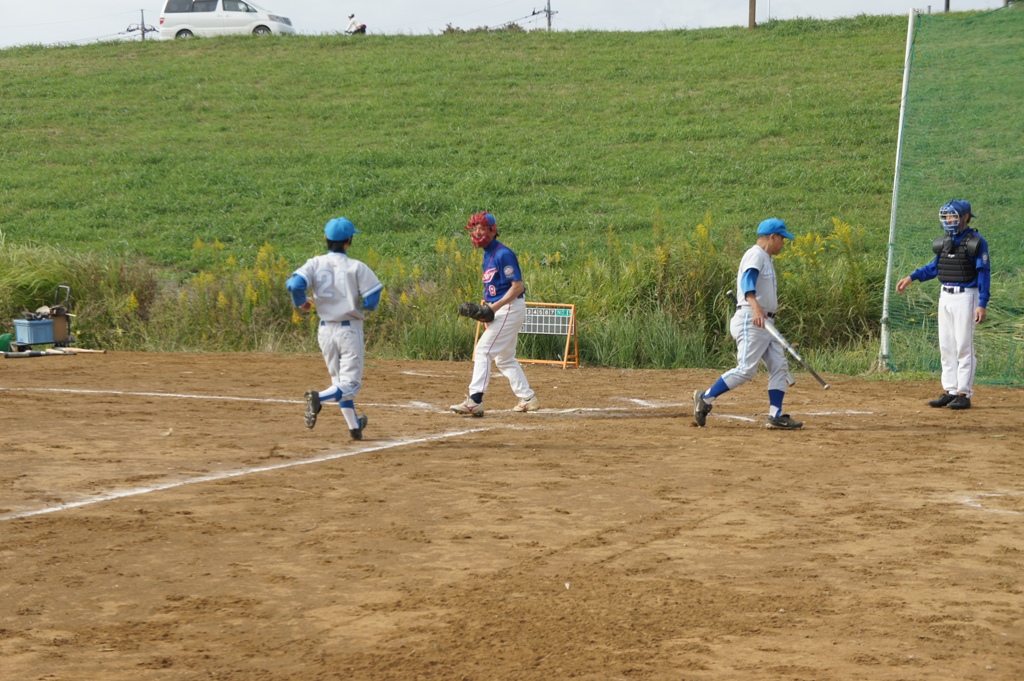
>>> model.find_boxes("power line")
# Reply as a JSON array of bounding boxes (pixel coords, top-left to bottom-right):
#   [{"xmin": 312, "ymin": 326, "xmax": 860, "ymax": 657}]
[
  {"xmin": 489, "ymin": 3, "xmax": 560, "ymax": 32},
  {"xmin": 4, "ymin": 11, "xmax": 136, "ymax": 29},
  {"xmin": 374, "ymin": 0, "xmax": 532, "ymax": 31}
]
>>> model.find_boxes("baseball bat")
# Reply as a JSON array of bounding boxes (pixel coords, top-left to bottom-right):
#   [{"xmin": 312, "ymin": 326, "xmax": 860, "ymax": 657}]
[
  {"xmin": 725, "ymin": 290, "xmax": 797, "ymax": 387},
  {"xmin": 763, "ymin": 320, "xmax": 830, "ymax": 390},
  {"xmin": 4, "ymin": 349, "xmax": 75, "ymax": 358}
]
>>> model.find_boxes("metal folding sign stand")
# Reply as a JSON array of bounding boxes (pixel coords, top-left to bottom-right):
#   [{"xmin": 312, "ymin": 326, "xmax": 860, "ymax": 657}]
[{"xmin": 475, "ymin": 301, "xmax": 579, "ymax": 369}]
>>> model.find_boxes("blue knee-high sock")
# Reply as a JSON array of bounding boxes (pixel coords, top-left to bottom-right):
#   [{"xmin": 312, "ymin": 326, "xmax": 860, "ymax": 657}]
[
  {"xmin": 702, "ymin": 377, "xmax": 730, "ymax": 403},
  {"xmin": 768, "ymin": 389, "xmax": 784, "ymax": 418},
  {"xmin": 339, "ymin": 399, "xmax": 360, "ymax": 430}
]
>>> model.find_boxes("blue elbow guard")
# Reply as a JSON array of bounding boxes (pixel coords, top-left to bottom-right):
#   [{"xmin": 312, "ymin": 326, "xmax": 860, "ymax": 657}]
[
  {"xmin": 286, "ymin": 274, "xmax": 308, "ymax": 307},
  {"xmin": 362, "ymin": 290, "xmax": 382, "ymax": 311}
]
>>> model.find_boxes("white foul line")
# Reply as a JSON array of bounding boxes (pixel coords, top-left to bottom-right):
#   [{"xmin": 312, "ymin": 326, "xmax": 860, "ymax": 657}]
[
  {"xmin": 0, "ymin": 386, "xmax": 298, "ymax": 404},
  {"xmin": 0, "ymin": 427, "xmax": 491, "ymax": 522},
  {"xmin": 0, "ymin": 386, "xmax": 430, "ymax": 410}
]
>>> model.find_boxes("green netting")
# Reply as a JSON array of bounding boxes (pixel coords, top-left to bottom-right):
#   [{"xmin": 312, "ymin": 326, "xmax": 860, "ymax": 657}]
[{"xmin": 885, "ymin": 3, "xmax": 1024, "ymax": 385}]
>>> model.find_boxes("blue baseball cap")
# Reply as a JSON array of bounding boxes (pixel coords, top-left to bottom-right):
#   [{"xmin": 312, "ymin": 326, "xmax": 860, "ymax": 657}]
[
  {"xmin": 946, "ymin": 200, "xmax": 975, "ymax": 219},
  {"xmin": 756, "ymin": 218, "xmax": 795, "ymax": 239},
  {"xmin": 324, "ymin": 217, "xmax": 359, "ymax": 241}
]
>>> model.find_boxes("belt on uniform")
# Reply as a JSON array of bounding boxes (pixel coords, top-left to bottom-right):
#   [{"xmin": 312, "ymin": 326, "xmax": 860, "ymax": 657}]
[
  {"xmin": 737, "ymin": 306, "xmax": 775, "ymax": 318},
  {"xmin": 941, "ymin": 286, "xmax": 969, "ymax": 294},
  {"xmin": 321, "ymin": 320, "xmax": 351, "ymax": 326}
]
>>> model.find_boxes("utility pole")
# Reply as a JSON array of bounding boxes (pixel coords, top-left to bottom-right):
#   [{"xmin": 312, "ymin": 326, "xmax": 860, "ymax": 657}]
[
  {"xmin": 545, "ymin": 1, "xmax": 557, "ymax": 32},
  {"xmin": 749, "ymin": 0, "xmax": 757, "ymax": 29},
  {"xmin": 126, "ymin": 9, "xmax": 158, "ymax": 41},
  {"xmin": 529, "ymin": 3, "xmax": 557, "ymax": 31}
]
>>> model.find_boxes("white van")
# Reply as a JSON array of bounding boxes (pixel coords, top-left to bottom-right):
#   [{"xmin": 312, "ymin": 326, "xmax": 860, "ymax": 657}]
[{"xmin": 159, "ymin": 0, "xmax": 295, "ymax": 39}]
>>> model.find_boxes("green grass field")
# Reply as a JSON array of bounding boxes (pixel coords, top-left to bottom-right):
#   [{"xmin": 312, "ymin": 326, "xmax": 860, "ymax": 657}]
[
  {"xmin": 2, "ymin": 13, "xmax": 1016, "ymax": 376},
  {"xmin": 1, "ymin": 17, "xmax": 906, "ymax": 262}
]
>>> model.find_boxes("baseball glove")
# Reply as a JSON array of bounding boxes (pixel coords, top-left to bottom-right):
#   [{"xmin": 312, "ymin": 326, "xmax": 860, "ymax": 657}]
[{"xmin": 458, "ymin": 302, "xmax": 495, "ymax": 323}]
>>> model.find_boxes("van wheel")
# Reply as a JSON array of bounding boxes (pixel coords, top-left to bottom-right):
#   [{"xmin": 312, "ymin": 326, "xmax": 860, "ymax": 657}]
[
  {"xmin": 175, "ymin": 30, "xmax": 194, "ymax": 39},
  {"xmin": 253, "ymin": 26, "xmax": 272, "ymax": 35}
]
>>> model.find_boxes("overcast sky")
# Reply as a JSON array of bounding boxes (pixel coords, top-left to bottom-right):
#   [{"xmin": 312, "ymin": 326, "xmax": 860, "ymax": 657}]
[{"xmin": 0, "ymin": 1, "xmax": 1008, "ymax": 49}]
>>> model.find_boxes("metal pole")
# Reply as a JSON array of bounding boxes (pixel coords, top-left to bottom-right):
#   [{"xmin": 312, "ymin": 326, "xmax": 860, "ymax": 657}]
[
  {"xmin": 547, "ymin": 1, "xmax": 552, "ymax": 31},
  {"xmin": 945, "ymin": 0, "xmax": 950, "ymax": 11},
  {"xmin": 749, "ymin": 0, "xmax": 757, "ymax": 28},
  {"xmin": 141, "ymin": 9, "xmax": 146, "ymax": 40},
  {"xmin": 879, "ymin": 8, "xmax": 918, "ymax": 369}
]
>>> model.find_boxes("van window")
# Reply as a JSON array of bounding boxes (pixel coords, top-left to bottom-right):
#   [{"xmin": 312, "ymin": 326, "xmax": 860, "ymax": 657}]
[
  {"xmin": 192, "ymin": 1, "xmax": 218, "ymax": 12},
  {"xmin": 164, "ymin": 0, "xmax": 193, "ymax": 12},
  {"xmin": 224, "ymin": 1, "xmax": 251, "ymax": 11}
]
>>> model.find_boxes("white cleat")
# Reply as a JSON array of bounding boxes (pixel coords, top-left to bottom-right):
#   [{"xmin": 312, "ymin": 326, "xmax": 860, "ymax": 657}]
[
  {"xmin": 451, "ymin": 398, "xmax": 484, "ymax": 417},
  {"xmin": 513, "ymin": 396, "xmax": 541, "ymax": 412}
]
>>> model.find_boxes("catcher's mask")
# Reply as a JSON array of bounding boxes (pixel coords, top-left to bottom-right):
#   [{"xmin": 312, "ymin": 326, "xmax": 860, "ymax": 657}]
[
  {"xmin": 939, "ymin": 200, "xmax": 974, "ymax": 236},
  {"xmin": 466, "ymin": 212, "xmax": 497, "ymax": 248}
]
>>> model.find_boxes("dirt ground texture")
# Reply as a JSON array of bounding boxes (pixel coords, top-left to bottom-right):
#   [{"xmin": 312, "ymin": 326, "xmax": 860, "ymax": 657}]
[{"xmin": 1, "ymin": 352, "xmax": 1022, "ymax": 681}]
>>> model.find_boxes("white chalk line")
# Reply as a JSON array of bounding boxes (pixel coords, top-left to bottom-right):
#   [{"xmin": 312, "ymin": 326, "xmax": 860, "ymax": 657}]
[
  {"xmin": 0, "ymin": 387, "xmax": 876, "ymax": 419},
  {"xmin": 0, "ymin": 427, "xmax": 492, "ymax": 522},
  {"xmin": 613, "ymin": 397, "xmax": 664, "ymax": 408},
  {"xmin": 714, "ymin": 414, "xmax": 758, "ymax": 423},
  {"xmin": 0, "ymin": 386, "xmax": 299, "ymax": 404},
  {"xmin": 957, "ymin": 491, "xmax": 1024, "ymax": 515},
  {"xmin": 0, "ymin": 386, "xmax": 432, "ymax": 411}
]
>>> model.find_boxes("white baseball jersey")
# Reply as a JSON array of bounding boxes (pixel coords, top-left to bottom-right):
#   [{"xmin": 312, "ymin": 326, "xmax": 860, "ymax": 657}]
[
  {"xmin": 722, "ymin": 243, "xmax": 790, "ymax": 396},
  {"xmin": 292, "ymin": 253, "xmax": 382, "ymax": 322},
  {"xmin": 735, "ymin": 244, "xmax": 778, "ymax": 314}
]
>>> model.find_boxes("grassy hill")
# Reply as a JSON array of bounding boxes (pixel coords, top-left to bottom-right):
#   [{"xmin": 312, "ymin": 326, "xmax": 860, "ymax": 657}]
[
  {"xmin": 1, "ymin": 16, "xmax": 906, "ymax": 264},
  {"xmin": 1, "ymin": 16, "xmax": 919, "ymax": 368}
]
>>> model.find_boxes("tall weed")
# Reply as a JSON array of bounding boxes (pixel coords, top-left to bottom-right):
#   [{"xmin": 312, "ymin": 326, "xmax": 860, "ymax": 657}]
[
  {"xmin": 0, "ymin": 218, "xmax": 887, "ymax": 372},
  {"xmin": 143, "ymin": 240, "xmax": 304, "ymax": 351},
  {"xmin": 0, "ymin": 231, "xmax": 158, "ymax": 349}
]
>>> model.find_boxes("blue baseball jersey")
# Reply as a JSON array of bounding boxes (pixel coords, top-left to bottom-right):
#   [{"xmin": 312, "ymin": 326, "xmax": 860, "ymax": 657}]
[{"xmin": 480, "ymin": 240, "xmax": 524, "ymax": 303}]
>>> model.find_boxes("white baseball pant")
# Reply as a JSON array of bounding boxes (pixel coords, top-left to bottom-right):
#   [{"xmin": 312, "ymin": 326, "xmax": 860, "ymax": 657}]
[
  {"xmin": 721, "ymin": 309, "xmax": 790, "ymax": 392},
  {"xmin": 468, "ymin": 297, "xmax": 535, "ymax": 400},
  {"xmin": 318, "ymin": 319, "xmax": 364, "ymax": 401},
  {"xmin": 937, "ymin": 287, "xmax": 979, "ymax": 398}
]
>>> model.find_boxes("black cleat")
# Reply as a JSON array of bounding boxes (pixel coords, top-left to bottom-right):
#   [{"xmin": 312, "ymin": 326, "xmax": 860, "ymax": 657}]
[
  {"xmin": 304, "ymin": 390, "xmax": 322, "ymax": 429},
  {"xmin": 766, "ymin": 414, "xmax": 803, "ymax": 430},
  {"xmin": 350, "ymin": 414, "xmax": 368, "ymax": 440},
  {"xmin": 948, "ymin": 395, "xmax": 971, "ymax": 410},
  {"xmin": 693, "ymin": 390, "xmax": 713, "ymax": 427},
  {"xmin": 928, "ymin": 393, "xmax": 956, "ymax": 408}
]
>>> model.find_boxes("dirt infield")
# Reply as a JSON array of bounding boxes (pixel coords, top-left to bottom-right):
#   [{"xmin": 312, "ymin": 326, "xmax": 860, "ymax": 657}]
[{"xmin": 1, "ymin": 352, "xmax": 1022, "ymax": 680}]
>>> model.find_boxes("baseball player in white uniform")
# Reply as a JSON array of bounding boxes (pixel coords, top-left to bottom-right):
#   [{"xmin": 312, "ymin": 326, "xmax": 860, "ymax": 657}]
[
  {"xmin": 693, "ymin": 218, "xmax": 802, "ymax": 430},
  {"xmin": 287, "ymin": 217, "xmax": 384, "ymax": 440}
]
